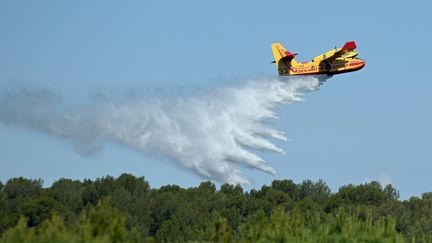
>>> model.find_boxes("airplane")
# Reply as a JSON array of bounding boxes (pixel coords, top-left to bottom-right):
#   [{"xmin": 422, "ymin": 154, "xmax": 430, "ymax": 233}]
[{"xmin": 271, "ymin": 41, "xmax": 365, "ymax": 76}]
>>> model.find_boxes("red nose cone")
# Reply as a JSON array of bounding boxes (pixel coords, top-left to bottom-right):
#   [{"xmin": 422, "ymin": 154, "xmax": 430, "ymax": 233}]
[
  {"xmin": 358, "ymin": 60, "xmax": 365, "ymax": 69},
  {"xmin": 347, "ymin": 60, "xmax": 365, "ymax": 71}
]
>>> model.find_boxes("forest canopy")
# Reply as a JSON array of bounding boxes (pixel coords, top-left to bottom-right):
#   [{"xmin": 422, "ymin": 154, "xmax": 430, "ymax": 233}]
[{"xmin": 0, "ymin": 174, "xmax": 431, "ymax": 242}]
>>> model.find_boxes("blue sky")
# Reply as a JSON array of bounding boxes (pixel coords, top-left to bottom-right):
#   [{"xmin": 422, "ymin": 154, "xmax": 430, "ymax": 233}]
[{"xmin": 0, "ymin": 0, "xmax": 431, "ymax": 199}]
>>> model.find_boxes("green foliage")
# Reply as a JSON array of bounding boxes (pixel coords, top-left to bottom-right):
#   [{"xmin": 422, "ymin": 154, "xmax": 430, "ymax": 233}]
[
  {"xmin": 18, "ymin": 196, "xmax": 58, "ymax": 227},
  {"xmin": 1, "ymin": 199, "xmax": 140, "ymax": 243},
  {"xmin": 336, "ymin": 181, "xmax": 398, "ymax": 206},
  {"xmin": 0, "ymin": 217, "xmax": 36, "ymax": 243},
  {"xmin": 77, "ymin": 199, "xmax": 140, "ymax": 242},
  {"xmin": 238, "ymin": 208, "xmax": 404, "ymax": 242},
  {"xmin": 3, "ymin": 178, "xmax": 42, "ymax": 201},
  {"xmin": 0, "ymin": 177, "xmax": 43, "ymax": 233},
  {"xmin": 0, "ymin": 174, "xmax": 430, "ymax": 242}
]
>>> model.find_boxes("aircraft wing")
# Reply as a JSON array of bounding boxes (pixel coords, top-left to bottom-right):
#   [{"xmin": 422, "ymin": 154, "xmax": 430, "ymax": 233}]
[{"xmin": 312, "ymin": 41, "xmax": 357, "ymax": 62}]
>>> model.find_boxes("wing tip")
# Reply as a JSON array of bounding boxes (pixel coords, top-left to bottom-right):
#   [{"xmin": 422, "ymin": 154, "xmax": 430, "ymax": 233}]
[{"xmin": 342, "ymin": 41, "xmax": 357, "ymax": 51}]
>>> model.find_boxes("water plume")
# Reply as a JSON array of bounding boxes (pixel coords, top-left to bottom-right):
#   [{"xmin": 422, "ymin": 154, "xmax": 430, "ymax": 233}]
[{"xmin": 0, "ymin": 76, "xmax": 326, "ymax": 184}]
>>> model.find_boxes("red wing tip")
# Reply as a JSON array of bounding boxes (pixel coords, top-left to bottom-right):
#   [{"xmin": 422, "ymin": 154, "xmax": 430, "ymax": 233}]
[{"xmin": 342, "ymin": 41, "xmax": 357, "ymax": 51}]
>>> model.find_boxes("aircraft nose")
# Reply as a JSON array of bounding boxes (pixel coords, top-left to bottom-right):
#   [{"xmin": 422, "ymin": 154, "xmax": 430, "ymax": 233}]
[
  {"xmin": 359, "ymin": 60, "xmax": 365, "ymax": 69},
  {"xmin": 348, "ymin": 59, "xmax": 365, "ymax": 70}
]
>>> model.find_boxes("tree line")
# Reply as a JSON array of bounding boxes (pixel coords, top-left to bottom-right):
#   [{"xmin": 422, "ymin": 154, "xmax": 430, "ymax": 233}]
[{"xmin": 0, "ymin": 174, "xmax": 431, "ymax": 242}]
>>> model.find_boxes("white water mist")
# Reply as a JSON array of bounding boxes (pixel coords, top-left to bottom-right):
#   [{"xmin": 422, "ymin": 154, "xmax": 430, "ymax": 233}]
[{"xmin": 0, "ymin": 76, "xmax": 326, "ymax": 184}]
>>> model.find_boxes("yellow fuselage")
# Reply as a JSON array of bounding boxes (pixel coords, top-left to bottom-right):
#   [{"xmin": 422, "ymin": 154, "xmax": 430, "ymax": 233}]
[
  {"xmin": 272, "ymin": 42, "xmax": 365, "ymax": 76},
  {"xmin": 278, "ymin": 53, "xmax": 365, "ymax": 76}
]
